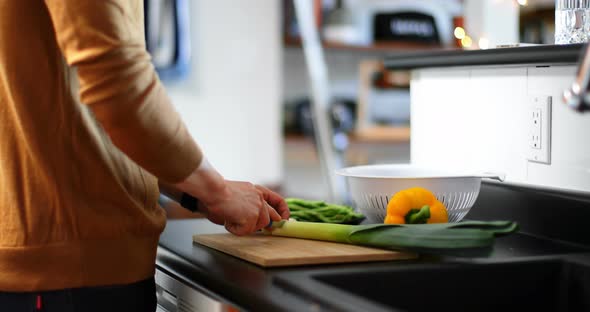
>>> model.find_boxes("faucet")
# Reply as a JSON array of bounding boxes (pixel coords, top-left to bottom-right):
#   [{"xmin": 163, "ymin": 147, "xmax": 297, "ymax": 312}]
[{"xmin": 563, "ymin": 44, "xmax": 590, "ymax": 113}]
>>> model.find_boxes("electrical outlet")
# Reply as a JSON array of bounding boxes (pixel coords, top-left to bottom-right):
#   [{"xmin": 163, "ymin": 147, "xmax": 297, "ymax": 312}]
[
  {"xmin": 527, "ymin": 96, "xmax": 551, "ymax": 164},
  {"xmin": 530, "ymin": 108, "xmax": 541, "ymax": 149}
]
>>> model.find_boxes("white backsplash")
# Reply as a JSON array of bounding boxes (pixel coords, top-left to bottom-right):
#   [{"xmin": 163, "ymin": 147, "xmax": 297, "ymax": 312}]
[{"xmin": 410, "ymin": 64, "xmax": 590, "ymax": 194}]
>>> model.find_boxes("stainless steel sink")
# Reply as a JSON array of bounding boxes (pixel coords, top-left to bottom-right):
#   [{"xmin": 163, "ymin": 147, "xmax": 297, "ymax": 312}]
[{"xmin": 274, "ymin": 256, "xmax": 590, "ymax": 312}]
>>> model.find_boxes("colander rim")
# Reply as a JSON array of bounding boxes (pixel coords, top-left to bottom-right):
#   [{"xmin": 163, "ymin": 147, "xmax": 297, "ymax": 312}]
[{"xmin": 335, "ymin": 164, "xmax": 491, "ymax": 180}]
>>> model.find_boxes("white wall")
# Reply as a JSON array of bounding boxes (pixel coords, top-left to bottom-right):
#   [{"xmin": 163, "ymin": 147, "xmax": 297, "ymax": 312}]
[
  {"xmin": 464, "ymin": 0, "xmax": 520, "ymax": 48},
  {"xmin": 411, "ymin": 65, "xmax": 590, "ymax": 194},
  {"xmin": 165, "ymin": 0, "xmax": 283, "ymax": 185}
]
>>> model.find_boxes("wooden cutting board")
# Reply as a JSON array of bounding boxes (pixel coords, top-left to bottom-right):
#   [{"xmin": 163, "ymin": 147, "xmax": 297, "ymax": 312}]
[{"xmin": 193, "ymin": 233, "xmax": 417, "ymax": 267}]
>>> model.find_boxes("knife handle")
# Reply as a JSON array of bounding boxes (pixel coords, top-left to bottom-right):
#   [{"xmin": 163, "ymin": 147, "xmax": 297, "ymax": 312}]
[{"xmin": 180, "ymin": 193, "xmax": 199, "ymax": 212}]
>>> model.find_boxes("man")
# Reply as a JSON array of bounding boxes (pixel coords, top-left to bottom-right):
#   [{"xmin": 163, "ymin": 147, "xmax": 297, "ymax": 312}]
[{"xmin": 0, "ymin": 1, "xmax": 289, "ymax": 311}]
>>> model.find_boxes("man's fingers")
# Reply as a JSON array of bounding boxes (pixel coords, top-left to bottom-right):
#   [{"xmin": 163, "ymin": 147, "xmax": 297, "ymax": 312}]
[
  {"xmin": 255, "ymin": 185, "xmax": 290, "ymax": 219},
  {"xmin": 254, "ymin": 205, "xmax": 271, "ymax": 231},
  {"xmin": 225, "ymin": 222, "xmax": 249, "ymax": 236},
  {"xmin": 267, "ymin": 202, "xmax": 282, "ymax": 222},
  {"xmin": 278, "ymin": 202, "xmax": 290, "ymax": 219},
  {"xmin": 273, "ymin": 198, "xmax": 289, "ymax": 219}
]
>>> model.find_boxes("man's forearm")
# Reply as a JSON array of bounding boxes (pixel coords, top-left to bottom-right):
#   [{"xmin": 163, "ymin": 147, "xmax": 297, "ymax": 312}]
[
  {"xmin": 158, "ymin": 157, "xmax": 229, "ymax": 214},
  {"xmin": 45, "ymin": 0, "xmax": 203, "ymax": 183},
  {"xmin": 172, "ymin": 157, "xmax": 230, "ymax": 206}
]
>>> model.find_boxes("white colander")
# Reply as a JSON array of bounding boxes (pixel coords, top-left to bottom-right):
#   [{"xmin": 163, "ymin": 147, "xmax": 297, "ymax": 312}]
[{"xmin": 335, "ymin": 164, "xmax": 505, "ymax": 223}]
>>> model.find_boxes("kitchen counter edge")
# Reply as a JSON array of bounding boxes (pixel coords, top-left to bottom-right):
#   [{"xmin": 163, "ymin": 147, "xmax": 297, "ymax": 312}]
[{"xmin": 384, "ymin": 43, "xmax": 585, "ymax": 70}]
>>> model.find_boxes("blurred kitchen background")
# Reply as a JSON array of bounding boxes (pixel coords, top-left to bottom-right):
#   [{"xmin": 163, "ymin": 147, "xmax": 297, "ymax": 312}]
[{"xmin": 147, "ymin": 0, "xmax": 563, "ymax": 201}]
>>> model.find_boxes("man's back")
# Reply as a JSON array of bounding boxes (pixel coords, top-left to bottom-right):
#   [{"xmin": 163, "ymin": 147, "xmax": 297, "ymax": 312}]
[{"xmin": 0, "ymin": 1, "xmax": 194, "ymax": 291}]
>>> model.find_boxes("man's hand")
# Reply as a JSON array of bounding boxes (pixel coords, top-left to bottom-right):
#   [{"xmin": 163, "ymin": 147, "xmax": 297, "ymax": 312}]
[
  {"xmin": 173, "ymin": 157, "xmax": 290, "ymax": 236},
  {"xmin": 200, "ymin": 181, "xmax": 289, "ymax": 235}
]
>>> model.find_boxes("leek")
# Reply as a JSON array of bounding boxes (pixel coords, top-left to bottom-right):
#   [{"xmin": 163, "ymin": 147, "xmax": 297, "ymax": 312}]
[{"xmin": 264, "ymin": 220, "xmax": 518, "ymax": 255}]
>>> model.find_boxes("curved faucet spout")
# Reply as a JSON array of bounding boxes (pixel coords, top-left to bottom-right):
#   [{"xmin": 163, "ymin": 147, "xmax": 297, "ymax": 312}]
[{"xmin": 564, "ymin": 43, "xmax": 590, "ymax": 113}]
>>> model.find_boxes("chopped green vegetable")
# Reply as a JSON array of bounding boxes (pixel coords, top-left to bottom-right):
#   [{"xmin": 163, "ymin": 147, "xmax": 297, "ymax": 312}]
[
  {"xmin": 285, "ymin": 198, "xmax": 365, "ymax": 224},
  {"xmin": 264, "ymin": 220, "xmax": 519, "ymax": 256}
]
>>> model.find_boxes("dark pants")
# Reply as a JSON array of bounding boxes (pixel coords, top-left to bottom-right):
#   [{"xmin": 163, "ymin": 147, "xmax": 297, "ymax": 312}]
[{"xmin": 0, "ymin": 277, "xmax": 156, "ymax": 312}]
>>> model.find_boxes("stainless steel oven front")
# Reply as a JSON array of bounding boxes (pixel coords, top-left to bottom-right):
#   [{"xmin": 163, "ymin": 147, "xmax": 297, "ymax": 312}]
[{"xmin": 155, "ymin": 269, "xmax": 234, "ymax": 312}]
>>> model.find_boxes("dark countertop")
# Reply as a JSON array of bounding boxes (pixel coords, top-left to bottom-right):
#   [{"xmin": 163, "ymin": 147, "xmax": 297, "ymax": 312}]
[
  {"xmin": 156, "ymin": 183, "xmax": 590, "ymax": 311},
  {"xmin": 156, "ymin": 220, "xmax": 590, "ymax": 311},
  {"xmin": 156, "ymin": 219, "xmax": 347, "ymax": 312},
  {"xmin": 384, "ymin": 43, "xmax": 585, "ymax": 70},
  {"xmin": 157, "ymin": 214, "xmax": 590, "ymax": 309}
]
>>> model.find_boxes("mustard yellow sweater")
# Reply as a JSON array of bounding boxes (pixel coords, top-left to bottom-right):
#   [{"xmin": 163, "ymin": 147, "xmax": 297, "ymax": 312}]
[{"xmin": 0, "ymin": 1, "xmax": 202, "ymax": 291}]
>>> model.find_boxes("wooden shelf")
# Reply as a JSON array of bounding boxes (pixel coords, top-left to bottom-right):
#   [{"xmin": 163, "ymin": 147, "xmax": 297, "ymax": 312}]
[
  {"xmin": 284, "ymin": 128, "xmax": 411, "ymax": 169},
  {"xmin": 284, "ymin": 37, "xmax": 442, "ymax": 53},
  {"xmin": 352, "ymin": 126, "xmax": 410, "ymax": 143},
  {"xmin": 285, "ymin": 126, "xmax": 410, "ymax": 144}
]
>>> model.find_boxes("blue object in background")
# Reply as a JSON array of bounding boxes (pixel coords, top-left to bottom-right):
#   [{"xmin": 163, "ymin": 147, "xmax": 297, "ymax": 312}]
[{"xmin": 144, "ymin": 0, "xmax": 191, "ymax": 82}]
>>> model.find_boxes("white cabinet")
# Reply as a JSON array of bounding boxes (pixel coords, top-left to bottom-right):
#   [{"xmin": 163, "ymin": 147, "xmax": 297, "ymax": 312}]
[{"xmin": 411, "ymin": 64, "xmax": 590, "ymax": 194}]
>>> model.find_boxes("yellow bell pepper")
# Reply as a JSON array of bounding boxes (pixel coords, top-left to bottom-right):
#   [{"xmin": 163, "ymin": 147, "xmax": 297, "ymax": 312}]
[{"xmin": 384, "ymin": 187, "xmax": 448, "ymax": 224}]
